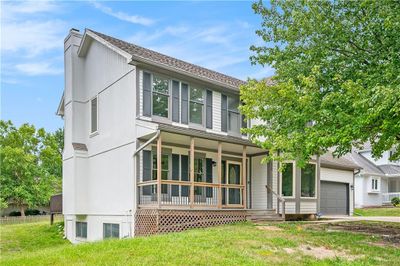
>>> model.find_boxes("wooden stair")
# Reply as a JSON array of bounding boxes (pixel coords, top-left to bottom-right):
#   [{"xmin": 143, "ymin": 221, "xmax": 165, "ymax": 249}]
[{"xmin": 246, "ymin": 209, "xmax": 284, "ymax": 222}]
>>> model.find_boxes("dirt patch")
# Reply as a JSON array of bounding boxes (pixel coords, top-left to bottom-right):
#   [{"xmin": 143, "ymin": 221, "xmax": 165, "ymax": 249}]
[
  {"xmin": 327, "ymin": 223, "xmax": 400, "ymax": 246},
  {"xmin": 256, "ymin": 226, "xmax": 283, "ymax": 231},
  {"xmin": 284, "ymin": 245, "xmax": 362, "ymax": 260}
]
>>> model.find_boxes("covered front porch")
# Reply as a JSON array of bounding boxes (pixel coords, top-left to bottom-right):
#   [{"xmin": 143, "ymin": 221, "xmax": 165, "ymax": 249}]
[
  {"xmin": 383, "ymin": 177, "xmax": 400, "ymax": 204},
  {"xmin": 135, "ymin": 128, "xmax": 267, "ymax": 210}
]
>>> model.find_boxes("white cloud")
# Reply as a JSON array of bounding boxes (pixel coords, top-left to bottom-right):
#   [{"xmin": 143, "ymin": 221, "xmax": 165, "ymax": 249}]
[
  {"xmin": 1, "ymin": 20, "xmax": 66, "ymax": 56},
  {"xmin": 2, "ymin": 1, "xmax": 59, "ymax": 18},
  {"xmin": 91, "ymin": 1, "xmax": 154, "ymax": 26},
  {"xmin": 15, "ymin": 62, "xmax": 63, "ymax": 76}
]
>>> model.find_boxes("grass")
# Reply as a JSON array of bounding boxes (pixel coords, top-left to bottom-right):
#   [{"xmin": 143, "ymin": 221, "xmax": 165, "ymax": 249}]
[
  {"xmin": 354, "ymin": 207, "xmax": 400, "ymax": 216},
  {"xmin": 0, "ymin": 221, "xmax": 399, "ymax": 265}
]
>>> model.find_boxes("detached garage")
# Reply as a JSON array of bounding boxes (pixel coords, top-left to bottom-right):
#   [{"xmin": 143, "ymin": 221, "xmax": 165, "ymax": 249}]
[{"xmin": 319, "ymin": 153, "xmax": 360, "ymax": 216}]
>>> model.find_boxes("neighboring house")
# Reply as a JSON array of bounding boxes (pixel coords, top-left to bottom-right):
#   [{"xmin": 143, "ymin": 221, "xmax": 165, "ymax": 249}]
[
  {"xmin": 57, "ymin": 28, "xmax": 359, "ymax": 243},
  {"xmin": 346, "ymin": 145, "xmax": 400, "ymax": 208}
]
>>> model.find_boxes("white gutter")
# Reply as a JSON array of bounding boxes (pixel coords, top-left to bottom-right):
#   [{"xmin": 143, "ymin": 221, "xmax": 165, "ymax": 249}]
[{"xmin": 134, "ymin": 130, "xmax": 160, "ymax": 156}]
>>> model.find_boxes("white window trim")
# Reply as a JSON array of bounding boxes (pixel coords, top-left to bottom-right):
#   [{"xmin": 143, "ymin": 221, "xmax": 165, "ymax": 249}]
[
  {"xmin": 280, "ymin": 161, "xmax": 296, "ymax": 199},
  {"xmin": 90, "ymin": 95, "xmax": 99, "ymax": 136},
  {"xmin": 300, "ymin": 162, "xmax": 318, "ymax": 199},
  {"xmin": 369, "ymin": 176, "xmax": 381, "ymax": 193}
]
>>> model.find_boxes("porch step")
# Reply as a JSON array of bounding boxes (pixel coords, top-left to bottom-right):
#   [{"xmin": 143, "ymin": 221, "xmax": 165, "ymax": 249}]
[{"xmin": 246, "ymin": 210, "xmax": 283, "ymax": 222}]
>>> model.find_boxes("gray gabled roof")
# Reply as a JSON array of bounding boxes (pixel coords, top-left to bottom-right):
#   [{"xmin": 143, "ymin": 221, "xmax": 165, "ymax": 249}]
[
  {"xmin": 88, "ymin": 29, "xmax": 246, "ymax": 89},
  {"xmin": 378, "ymin": 164, "xmax": 400, "ymax": 176},
  {"xmin": 345, "ymin": 151, "xmax": 383, "ymax": 175},
  {"xmin": 320, "ymin": 152, "xmax": 360, "ymax": 171}
]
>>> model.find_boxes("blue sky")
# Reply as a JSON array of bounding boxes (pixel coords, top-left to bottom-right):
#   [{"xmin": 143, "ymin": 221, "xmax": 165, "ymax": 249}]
[{"xmin": 1, "ymin": 0, "xmax": 273, "ymax": 132}]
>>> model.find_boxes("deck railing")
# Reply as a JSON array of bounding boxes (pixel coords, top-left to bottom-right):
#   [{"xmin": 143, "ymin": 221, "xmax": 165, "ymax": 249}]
[
  {"xmin": 382, "ymin": 192, "xmax": 400, "ymax": 203},
  {"xmin": 265, "ymin": 185, "xmax": 286, "ymax": 220},
  {"xmin": 138, "ymin": 180, "xmax": 244, "ymax": 208}
]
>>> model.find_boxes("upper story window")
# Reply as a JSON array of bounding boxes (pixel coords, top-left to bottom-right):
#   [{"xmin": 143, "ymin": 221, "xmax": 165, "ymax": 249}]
[
  {"xmin": 281, "ymin": 163, "xmax": 294, "ymax": 197},
  {"xmin": 228, "ymin": 96, "xmax": 240, "ymax": 134},
  {"xmin": 152, "ymin": 75, "xmax": 169, "ymax": 118},
  {"xmin": 301, "ymin": 163, "xmax": 316, "ymax": 198},
  {"xmin": 90, "ymin": 96, "xmax": 98, "ymax": 134},
  {"xmin": 189, "ymin": 88, "xmax": 204, "ymax": 125}
]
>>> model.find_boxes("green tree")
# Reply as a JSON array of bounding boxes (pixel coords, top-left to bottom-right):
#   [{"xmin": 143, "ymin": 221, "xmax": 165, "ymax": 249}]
[
  {"xmin": 0, "ymin": 121, "xmax": 63, "ymax": 216},
  {"xmin": 241, "ymin": 0, "xmax": 400, "ymax": 165}
]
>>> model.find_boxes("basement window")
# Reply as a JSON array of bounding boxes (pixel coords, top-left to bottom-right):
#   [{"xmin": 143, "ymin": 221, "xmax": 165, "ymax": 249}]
[
  {"xmin": 103, "ymin": 223, "xmax": 119, "ymax": 239},
  {"xmin": 76, "ymin": 221, "xmax": 87, "ymax": 238}
]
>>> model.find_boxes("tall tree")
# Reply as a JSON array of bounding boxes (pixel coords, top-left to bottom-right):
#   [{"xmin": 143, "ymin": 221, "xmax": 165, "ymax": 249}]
[
  {"xmin": 0, "ymin": 121, "xmax": 63, "ymax": 216},
  {"xmin": 241, "ymin": 0, "xmax": 400, "ymax": 165}
]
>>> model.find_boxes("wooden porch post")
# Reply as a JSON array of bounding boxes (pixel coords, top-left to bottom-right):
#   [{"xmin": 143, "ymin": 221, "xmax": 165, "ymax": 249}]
[
  {"xmin": 217, "ymin": 142, "xmax": 222, "ymax": 209},
  {"xmin": 157, "ymin": 134, "xmax": 162, "ymax": 207},
  {"xmin": 190, "ymin": 137, "xmax": 195, "ymax": 208},
  {"xmin": 242, "ymin": 146, "xmax": 247, "ymax": 209}
]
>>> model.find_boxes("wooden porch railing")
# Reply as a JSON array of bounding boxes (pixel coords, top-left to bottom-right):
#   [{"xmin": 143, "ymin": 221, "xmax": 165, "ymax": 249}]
[
  {"xmin": 138, "ymin": 180, "xmax": 245, "ymax": 208},
  {"xmin": 265, "ymin": 184, "xmax": 286, "ymax": 220}
]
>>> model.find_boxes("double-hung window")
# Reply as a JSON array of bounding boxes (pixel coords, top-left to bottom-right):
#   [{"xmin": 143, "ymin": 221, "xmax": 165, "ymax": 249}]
[
  {"xmin": 152, "ymin": 153, "xmax": 169, "ymax": 193},
  {"xmin": 76, "ymin": 221, "xmax": 87, "ymax": 238},
  {"xmin": 152, "ymin": 75, "xmax": 169, "ymax": 118},
  {"xmin": 301, "ymin": 164, "xmax": 316, "ymax": 197},
  {"xmin": 189, "ymin": 87, "xmax": 204, "ymax": 125},
  {"xmin": 281, "ymin": 163, "xmax": 294, "ymax": 197},
  {"xmin": 228, "ymin": 96, "xmax": 241, "ymax": 134}
]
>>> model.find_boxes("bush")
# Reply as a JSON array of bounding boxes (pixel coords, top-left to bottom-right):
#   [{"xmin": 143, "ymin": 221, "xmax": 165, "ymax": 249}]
[
  {"xmin": 9, "ymin": 211, "xmax": 21, "ymax": 216},
  {"xmin": 391, "ymin": 197, "xmax": 400, "ymax": 207},
  {"xmin": 25, "ymin": 209, "xmax": 41, "ymax": 215}
]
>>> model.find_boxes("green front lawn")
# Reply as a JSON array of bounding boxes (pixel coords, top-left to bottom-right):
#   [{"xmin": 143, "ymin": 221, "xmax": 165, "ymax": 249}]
[
  {"xmin": 1, "ymin": 221, "xmax": 399, "ymax": 265},
  {"xmin": 354, "ymin": 207, "xmax": 400, "ymax": 217}
]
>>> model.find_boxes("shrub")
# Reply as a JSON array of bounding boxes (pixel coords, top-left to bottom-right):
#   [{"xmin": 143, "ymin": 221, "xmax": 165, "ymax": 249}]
[
  {"xmin": 9, "ymin": 211, "xmax": 21, "ymax": 216},
  {"xmin": 25, "ymin": 209, "xmax": 41, "ymax": 216},
  {"xmin": 391, "ymin": 197, "xmax": 400, "ymax": 207}
]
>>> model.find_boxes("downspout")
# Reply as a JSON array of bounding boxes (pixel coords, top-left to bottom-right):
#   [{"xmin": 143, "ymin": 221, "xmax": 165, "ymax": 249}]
[
  {"xmin": 352, "ymin": 168, "xmax": 361, "ymax": 216},
  {"xmin": 132, "ymin": 130, "xmax": 160, "ymax": 237}
]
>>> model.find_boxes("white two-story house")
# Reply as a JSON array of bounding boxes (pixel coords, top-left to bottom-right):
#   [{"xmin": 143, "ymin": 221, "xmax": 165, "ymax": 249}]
[{"xmin": 57, "ymin": 28, "xmax": 358, "ymax": 243}]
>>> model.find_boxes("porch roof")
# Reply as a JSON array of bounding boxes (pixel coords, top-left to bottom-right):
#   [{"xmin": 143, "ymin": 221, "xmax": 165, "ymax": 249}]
[{"xmin": 138, "ymin": 121, "xmax": 267, "ymax": 156}]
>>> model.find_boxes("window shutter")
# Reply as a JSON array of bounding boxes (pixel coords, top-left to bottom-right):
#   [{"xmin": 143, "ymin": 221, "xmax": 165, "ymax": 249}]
[
  {"xmin": 171, "ymin": 154, "xmax": 179, "ymax": 197},
  {"xmin": 142, "ymin": 150, "xmax": 152, "ymax": 181},
  {"xmin": 172, "ymin": 81, "xmax": 180, "ymax": 122},
  {"xmin": 221, "ymin": 94, "xmax": 228, "ymax": 132},
  {"xmin": 143, "ymin": 72, "xmax": 152, "ymax": 117},
  {"xmin": 181, "ymin": 83, "xmax": 189, "ymax": 124},
  {"xmin": 181, "ymin": 155, "xmax": 189, "ymax": 197},
  {"xmin": 172, "ymin": 154, "xmax": 179, "ymax": 180},
  {"xmin": 206, "ymin": 90, "xmax": 213, "ymax": 129},
  {"xmin": 206, "ymin": 158, "xmax": 213, "ymax": 197}
]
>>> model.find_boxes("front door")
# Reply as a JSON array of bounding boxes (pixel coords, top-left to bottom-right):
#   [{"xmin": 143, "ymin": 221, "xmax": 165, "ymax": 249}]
[{"xmin": 224, "ymin": 161, "xmax": 242, "ymax": 206}]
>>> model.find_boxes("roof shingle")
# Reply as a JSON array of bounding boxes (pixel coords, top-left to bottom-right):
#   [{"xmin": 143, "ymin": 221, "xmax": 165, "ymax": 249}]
[{"xmin": 88, "ymin": 29, "xmax": 246, "ymax": 89}]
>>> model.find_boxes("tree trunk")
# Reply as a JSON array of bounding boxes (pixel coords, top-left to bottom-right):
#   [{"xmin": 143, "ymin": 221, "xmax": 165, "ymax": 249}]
[{"xmin": 20, "ymin": 206, "xmax": 25, "ymax": 217}]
